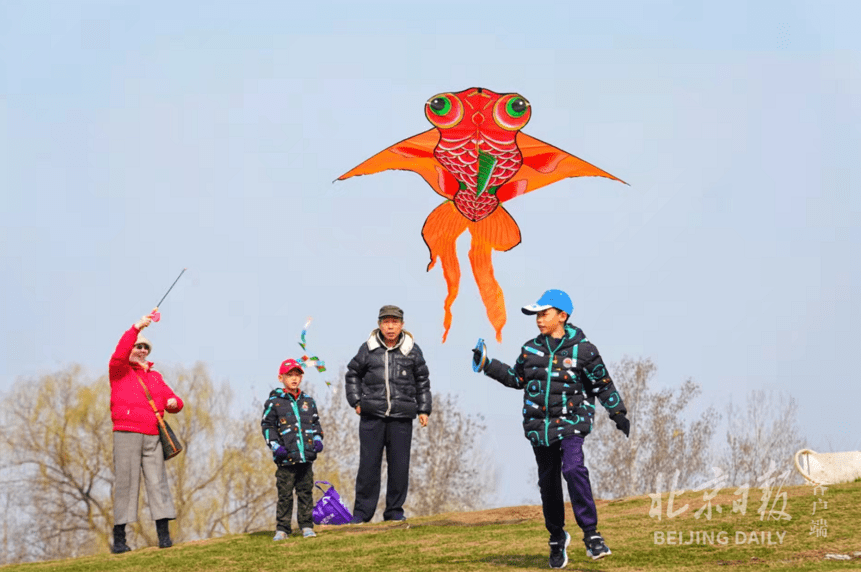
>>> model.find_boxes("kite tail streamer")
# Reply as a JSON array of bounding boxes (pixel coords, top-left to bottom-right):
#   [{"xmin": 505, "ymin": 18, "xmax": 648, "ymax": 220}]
[
  {"xmin": 467, "ymin": 206, "xmax": 522, "ymax": 342},
  {"xmin": 422, "ymin": 201, "xmax": 470, "ymax": 342}
]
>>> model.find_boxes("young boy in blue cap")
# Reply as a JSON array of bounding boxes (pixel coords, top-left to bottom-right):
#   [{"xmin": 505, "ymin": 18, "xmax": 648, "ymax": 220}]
[
  {"xmin": 473, "ymin": 289, "xmax": 629, "ymax": 568},
  {"xmin": 261, "ymin": 359, "xmax": 325, "ymax": 540}
]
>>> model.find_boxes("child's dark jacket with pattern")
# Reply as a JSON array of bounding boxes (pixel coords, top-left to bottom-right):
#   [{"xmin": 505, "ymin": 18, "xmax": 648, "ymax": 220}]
[
  {"xmin": 261, "ymin": 388, "xmax": 323, "ymax": 465},
  {"xmin": 484, "ymin": 323, "xmax": 626, "ymax": 447}
]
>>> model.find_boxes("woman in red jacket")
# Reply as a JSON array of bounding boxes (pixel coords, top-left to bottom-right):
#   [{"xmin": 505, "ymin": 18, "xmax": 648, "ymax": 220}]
[{"xmin": 109, "ymin": 309, "xmax": 183, "ymax": 553}]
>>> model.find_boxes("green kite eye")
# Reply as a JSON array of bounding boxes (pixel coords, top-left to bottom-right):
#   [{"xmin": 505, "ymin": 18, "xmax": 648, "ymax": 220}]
[
  {"xmin": 429, "ymin": 97, "xmax": 451, "ymax": 116},
  {"xmin": 425, "ymin": 93, "xmax": 464, "ymax": 129},
  {"xmin": 507, "ymin": 97, "xmax": 528, "ymax": 117},
  {"xmin": 493, "ymin": 94, "xmax": 531, "ymax": 131}
]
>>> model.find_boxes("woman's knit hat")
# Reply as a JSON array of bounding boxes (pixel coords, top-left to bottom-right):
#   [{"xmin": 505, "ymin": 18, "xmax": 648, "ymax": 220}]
[{"xmin": 135, "ymin": 333, "xmax": 152, "ymax": 353}]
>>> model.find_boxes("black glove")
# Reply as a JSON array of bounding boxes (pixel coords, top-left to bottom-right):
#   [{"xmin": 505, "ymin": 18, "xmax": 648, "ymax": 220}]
[
  {"xmin": 472, "ymin": 348, "xmax": 485, "ymax": 372},
  {"xmin": 613, "ymin": 413, "xmax": 630, "ymax": 438}
]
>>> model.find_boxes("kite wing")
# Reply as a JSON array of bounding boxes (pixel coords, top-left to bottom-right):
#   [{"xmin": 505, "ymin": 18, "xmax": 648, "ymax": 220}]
[
  {"xmin": 495, "ymin": 132, "xmax": 626, "ymax": 202},
  {"xmin": 337, "ymin": 129, "xmax": 457, "ymax": 200}
]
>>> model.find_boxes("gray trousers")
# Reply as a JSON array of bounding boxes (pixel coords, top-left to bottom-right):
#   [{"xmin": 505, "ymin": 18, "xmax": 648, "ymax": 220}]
[{"xmin": 112, "ymin": 431, "xmax": 176, "ymax": 525}]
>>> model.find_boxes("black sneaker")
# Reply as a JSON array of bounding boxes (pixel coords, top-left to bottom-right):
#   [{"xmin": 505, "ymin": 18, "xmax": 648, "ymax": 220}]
[
  {"xmin": 549, "ymin": 531, "xmax": 570, "ymax": 569},
  {"xmin": 585, "ymin": 533, "xmax": 611, "ymax": 560}
]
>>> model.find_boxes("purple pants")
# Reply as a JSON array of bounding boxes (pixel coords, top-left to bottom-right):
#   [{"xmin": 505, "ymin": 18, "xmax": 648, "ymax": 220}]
[{"xmin": 532, "ymin": 435, "xmax": 597, "ymax": 541}]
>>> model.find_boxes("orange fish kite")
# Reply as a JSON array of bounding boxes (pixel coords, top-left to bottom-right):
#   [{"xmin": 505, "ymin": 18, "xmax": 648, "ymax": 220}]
[{"xmin": 339, "ymin": 87, "xmax": 624, "ymax": 342}]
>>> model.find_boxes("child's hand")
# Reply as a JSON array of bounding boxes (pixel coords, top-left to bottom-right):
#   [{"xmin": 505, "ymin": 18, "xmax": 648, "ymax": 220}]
[
  {"xmin": 313, "ymin": 437, "xmax": 324, "ymax": 453},
  {"xmin": 613, "ymin": 413, "xmax": 630, "ymax": 438},
  {"xmin": 274, "ymin": 446, "xmax": 288, "ymax": 461},
  {"xmin": 472, "ymin": 348, "xmax": 486, "ymax": 371}
]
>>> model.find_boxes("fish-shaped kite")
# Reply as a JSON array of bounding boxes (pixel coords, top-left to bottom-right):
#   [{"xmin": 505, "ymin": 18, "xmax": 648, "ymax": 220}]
[{"xmin": 339, "ymin": 87, "xmax": 624, "ymax": 342}]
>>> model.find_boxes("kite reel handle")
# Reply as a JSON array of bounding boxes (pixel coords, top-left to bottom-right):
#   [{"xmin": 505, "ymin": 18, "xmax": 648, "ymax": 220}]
[{"xmin": 472, "ymin": 338, "xmax": 488, "ymax": 372}]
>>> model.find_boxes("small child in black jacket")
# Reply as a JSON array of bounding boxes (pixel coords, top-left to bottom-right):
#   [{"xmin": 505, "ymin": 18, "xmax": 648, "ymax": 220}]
[
  {"xmin": 474, "ymin": 290, "xmax": 630, "ymax": 568},
  {"xmin": 261, "ymin": 359, "xmax": 324, "ymax": 540}
]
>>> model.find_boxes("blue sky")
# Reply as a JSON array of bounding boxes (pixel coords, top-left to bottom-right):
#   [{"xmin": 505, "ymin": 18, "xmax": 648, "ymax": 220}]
[{"xmin": 1, "ymin": 1, "xmax": 859, "ymax": 506}]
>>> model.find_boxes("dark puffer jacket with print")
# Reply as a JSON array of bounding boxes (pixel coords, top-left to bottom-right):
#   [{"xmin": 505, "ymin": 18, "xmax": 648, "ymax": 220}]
[
  {"xmin": 345, "ymin": 330, "xmax": 432, "ymax": 419},
  {"xmin": 483, "ymin": 323, "xmax": 626, "ymax": 447},
  {"xmin": 261, "ymin": 388, "xmax": 323, "ymax": 465}
]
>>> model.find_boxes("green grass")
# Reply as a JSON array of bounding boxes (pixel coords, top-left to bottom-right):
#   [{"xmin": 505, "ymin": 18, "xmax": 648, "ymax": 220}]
[{"xmin": 5, "ymin": 482, "xmax": 861, "ymax": 571}]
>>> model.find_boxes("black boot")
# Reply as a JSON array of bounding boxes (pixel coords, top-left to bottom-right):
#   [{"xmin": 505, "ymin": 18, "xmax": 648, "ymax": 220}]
[
  {"xmin": 156, "ymin": 518, "xmax": 173, "ymax": 549},
  {"xmin": 111, "ymin": 524, "xmax": 131, "ymax": 554}
]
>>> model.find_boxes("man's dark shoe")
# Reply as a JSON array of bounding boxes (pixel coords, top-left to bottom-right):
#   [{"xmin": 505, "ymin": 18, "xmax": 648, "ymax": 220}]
[
  {"xmin": 549, "ymin": 531, "xmax": 570, "ymax": 569},
  {"xmin": 111, "ymin": 524, "xmax": 131, "ymax": 554},
  {"xmin": 348, "ymin": 515, "xmax": 366, "ymax": 525},
  {"xmin": 155, "ymin": 518, "xmax": 173, "ymax": 549},
  {"xmin": 384, "ymin": 513, "xmax": 407, "ymax": 522},
  {"xmin": 585, "ymin": 533, "xmax": 611, "ymax": 560}
]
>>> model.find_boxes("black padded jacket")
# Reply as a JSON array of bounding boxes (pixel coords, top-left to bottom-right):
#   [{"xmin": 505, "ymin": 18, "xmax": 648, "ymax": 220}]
[{"xmin": 345, "ymin": 330, "xmax": 432, "ymax": 419}]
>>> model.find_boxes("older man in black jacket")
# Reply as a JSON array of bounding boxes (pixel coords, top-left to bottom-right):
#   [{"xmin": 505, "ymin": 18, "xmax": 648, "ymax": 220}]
[{"xmin": 345, "ymin": 305, "xmax": 432, "ymax": 523}]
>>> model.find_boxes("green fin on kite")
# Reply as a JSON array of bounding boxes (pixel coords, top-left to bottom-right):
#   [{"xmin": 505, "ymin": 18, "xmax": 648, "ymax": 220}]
[{"xmin": 476, "ymin": 151, "xmax": 497, "ymax": 197}]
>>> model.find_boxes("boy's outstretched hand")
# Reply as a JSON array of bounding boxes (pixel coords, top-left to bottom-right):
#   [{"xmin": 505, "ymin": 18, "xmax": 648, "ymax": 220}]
[
  {"xmin": 472, "ymin": 348, "xmax": 486, "ymax": 372},
  {"xmin": 613, "ymin": 413, "xmax": 630, "ymax": 438}
]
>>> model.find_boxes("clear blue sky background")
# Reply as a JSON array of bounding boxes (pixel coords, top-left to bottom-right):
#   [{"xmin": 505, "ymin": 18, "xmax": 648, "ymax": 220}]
[{"xmin": 1, "ymin": 1, "xmax": 858, "ymax": 506}]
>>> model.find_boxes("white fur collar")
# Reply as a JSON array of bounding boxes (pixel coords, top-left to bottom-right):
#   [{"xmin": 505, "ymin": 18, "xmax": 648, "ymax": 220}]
[{"xmin": 366, "ymin": 329, "xmax": 414, "ymax": 355}]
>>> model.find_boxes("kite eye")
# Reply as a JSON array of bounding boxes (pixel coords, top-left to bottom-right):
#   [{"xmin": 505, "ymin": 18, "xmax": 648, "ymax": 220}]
[
  {"xmin": 508, "ymin": 98, "xmax": 528, "ymax": 116},
  {"xmin": 425, "ymin": 93, "xmax": 464, "ymax": 129},
  {"xmin": 493, "ymin": 94, "xmax": 531, "ymax": 131},
  {"xmin": 429, "ymin": 97, "xmax": 450, "ymax": 115}
]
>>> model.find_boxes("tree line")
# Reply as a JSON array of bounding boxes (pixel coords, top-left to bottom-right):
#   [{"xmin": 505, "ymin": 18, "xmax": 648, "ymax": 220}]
[
  {"xmin": 0, "ymin": 363, "xmax": 491, "ymax": 564},
  {"xmin": 586, "ymin": 357, "xmax": 804, "ymax": 499},
  {"xmin": 0, "ymin": 357, "xmax": 804, "ymax": 564}
]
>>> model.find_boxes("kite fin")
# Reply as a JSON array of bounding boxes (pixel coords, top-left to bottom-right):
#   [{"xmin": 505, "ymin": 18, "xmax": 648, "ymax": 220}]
[
  {"xmin": 336, "ymin": 129, "xmax": 457, "ymax": 200},
  {"xmin": 495, "ymin": 132, "xmax": 626, "ymax": 202},
  {"xmin": 422, "ymin": 201, "xmax": 470, "ymax": 342},
  {"xmin": 467, "ymin": 206, "xmax": 522, "ymax": 342},
  {"xmin": 476, "ymin": 151, "xmax": 498, "ymax": 197}
]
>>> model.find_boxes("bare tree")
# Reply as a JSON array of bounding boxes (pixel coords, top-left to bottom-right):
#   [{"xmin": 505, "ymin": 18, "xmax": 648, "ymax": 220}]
[
  {"xmin": 0, "ymin": 366, "xmax": 114, "ymax": 562},
  {"xmin": 0, "ymin": 363, "xmax": 280, "ymax": 562},
  {"xmin": 0, "ymin": 482, "xmax": 38, "ymax": 565},
  {"xmin": 407, "ymin": 393, "xmax": 494, "ymax": 516},
  {"xmin": 203, "ymin": 404, "xmax": 278, "ymax": 535},
  {"xmin": 721, "ymin": 389, "xmax": 804, "ymax": 486},
  {"xmin": 588, "ymin": 357, "xmax": 720, "ymax": 499}
]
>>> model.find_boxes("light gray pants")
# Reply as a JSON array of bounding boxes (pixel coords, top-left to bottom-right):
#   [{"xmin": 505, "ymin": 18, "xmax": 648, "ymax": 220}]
[{"xmin": 112, "ymin": 431, "xmax": 176, "ymax": 525}]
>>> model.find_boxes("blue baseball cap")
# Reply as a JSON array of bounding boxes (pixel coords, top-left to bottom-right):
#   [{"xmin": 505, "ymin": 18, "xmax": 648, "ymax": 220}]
[{"xmin": 522, "ymin": 289, "xmax": 573, "ymax": 316}]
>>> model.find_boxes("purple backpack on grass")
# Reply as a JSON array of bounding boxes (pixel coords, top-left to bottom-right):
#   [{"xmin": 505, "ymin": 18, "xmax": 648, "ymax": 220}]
[{"xmin": 312, "ymin": 481, "xmax": 353, "ymax": 525}]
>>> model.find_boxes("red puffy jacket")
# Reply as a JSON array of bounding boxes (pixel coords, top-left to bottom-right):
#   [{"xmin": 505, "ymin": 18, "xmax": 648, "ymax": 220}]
[{"xmin": 109, "ymin": 325, "xmax": 183, "ymax": 434}]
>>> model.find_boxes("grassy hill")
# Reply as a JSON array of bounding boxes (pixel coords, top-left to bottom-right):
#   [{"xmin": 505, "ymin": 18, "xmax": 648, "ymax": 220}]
[{"xmin": 5, "ymin": 482, "xmax": 860, "ymax": 571}]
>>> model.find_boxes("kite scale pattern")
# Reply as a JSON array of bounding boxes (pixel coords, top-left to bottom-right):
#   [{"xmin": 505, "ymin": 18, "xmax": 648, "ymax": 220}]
[{"xmin": 338, "ymin": 87, "xmax": 625, "ymax": 342}]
